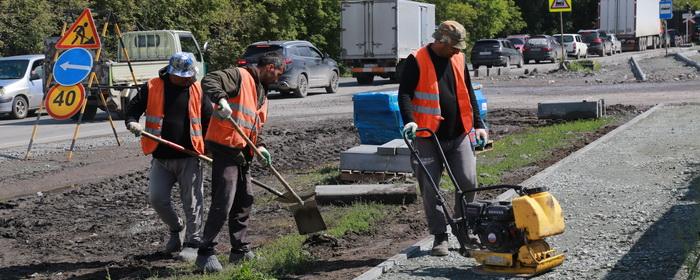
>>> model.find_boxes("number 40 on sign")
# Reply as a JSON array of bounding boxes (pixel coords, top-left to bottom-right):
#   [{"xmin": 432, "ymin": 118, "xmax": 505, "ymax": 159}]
[{"xmin": 45, "ymin": 84, "xmax": 87, "ymax": 120}]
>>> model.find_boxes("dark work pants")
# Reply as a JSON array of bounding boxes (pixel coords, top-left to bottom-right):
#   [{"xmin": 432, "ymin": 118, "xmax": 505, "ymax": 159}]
[{"xmin": 198, "ymin": 149, "xmax": 254, "ymax": 256}]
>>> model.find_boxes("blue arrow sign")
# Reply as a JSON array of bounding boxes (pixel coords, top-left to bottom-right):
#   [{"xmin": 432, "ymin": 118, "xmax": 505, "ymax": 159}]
[
  {"xmin": 660, "ymin": 1, "xmax": 673, "ymax": 20},
  {"xmin": 53, "ymin": 47, "xmax": 93, "ymax": 86}
]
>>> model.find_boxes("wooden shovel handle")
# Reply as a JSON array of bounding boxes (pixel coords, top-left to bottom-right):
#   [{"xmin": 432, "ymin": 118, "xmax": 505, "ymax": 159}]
[
  {"xmin": 140, "ymin": 131, "xmax": 213, "ymax": 163},
  {"xmin": 224, "ymin": 116, "xmax": 304, "ymax": 205}
]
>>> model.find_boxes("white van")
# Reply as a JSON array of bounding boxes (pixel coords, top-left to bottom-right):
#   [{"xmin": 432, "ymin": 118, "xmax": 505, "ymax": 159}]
[{"xmin": 0, "ymin": 55, "xmax": 45, "ymax": 119}]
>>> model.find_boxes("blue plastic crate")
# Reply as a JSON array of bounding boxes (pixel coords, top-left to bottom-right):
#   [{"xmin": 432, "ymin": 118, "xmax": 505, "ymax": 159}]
[
  {"xmin": 353, "ymin": 91, "xmax": 404, "ymax": 145},
  {"xmin": 472, "ymin": 82, "xmax": 488, "ymax": 122}
]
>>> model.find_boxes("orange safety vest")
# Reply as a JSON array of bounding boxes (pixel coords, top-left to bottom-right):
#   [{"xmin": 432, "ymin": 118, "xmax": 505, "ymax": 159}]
[
  {"xmin": 205, "ymin": 68, "xmax": 268, "ymax": 150},
  {"xmin": 411, "ymin": 46, "xmax": 473, "ymax": 137},
  {"xmin": 141, "ymin": 78, "xmax": 205, "ymax": 155}
]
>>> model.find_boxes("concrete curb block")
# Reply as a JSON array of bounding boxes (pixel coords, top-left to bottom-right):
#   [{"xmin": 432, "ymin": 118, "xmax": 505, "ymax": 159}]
[
  {"xmin": 521, "ymin": 103, "xmax": 664, "ymax": 187},
  {"xmin": 673, "ymin": 52, "xmax": 700, "ymax": 71},
  {"xmin": 629, "ymin": 56, "xmax": 647, "ymax": 81},
  {"xmin": 352, "ymin": 236, "xmax": 433, "ymax": 280}
]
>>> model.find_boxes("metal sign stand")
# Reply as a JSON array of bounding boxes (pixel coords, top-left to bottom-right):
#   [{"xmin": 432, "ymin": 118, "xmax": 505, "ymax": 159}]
[{"xmin": 560, "ymin": 12, "xmax": 566, "ymax": 69}]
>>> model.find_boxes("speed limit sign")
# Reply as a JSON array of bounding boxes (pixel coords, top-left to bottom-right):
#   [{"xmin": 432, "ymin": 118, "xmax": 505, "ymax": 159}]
[{"xmin": 45, "ymin": 84, "xmax": 86, "ymax": 120}]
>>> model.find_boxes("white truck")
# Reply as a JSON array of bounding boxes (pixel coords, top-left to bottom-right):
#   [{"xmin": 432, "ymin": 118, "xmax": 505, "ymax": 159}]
[
  {"xmin": 598, "ymin": 0, "xmax": 663, "ymax": 51},
  {"xmin": 45, "ymin": 30, "xmax": 207, "ymax": 121},
  {"xmin": 340, "ymin": 0, "xmax": 435, "ymax": 85}
]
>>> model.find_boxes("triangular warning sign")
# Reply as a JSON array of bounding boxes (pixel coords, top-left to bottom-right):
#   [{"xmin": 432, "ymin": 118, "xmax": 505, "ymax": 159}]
[
  {"xmin": 551, "ymin": 0, "xmax": 570, "ymax": 9},
  {"xmin": 55, "ymin": 8, "xmax": 101, "ymax": 49}
]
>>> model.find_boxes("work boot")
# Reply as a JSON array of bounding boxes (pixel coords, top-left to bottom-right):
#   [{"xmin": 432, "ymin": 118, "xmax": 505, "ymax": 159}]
[
  {"xmin": 176, "ymin": 242, "xmax": 199, "ymax": 262},
  {"xmin": 164, "ymin": 227, "xmax": 185, "ymax": 254},
  {"xmin": 431, "ymin": 233, "xmax": 449, "ymax": 256},
  {"xmin": 229, "ymin": 250, "xmax": 255, "ymax": 264},
  {"xmin": 196, "ymin": 254, "xmax": 223, "ymax": 273}
]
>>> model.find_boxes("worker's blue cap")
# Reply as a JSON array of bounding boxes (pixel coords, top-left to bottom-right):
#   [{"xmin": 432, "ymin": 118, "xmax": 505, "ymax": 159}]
[{"xmin": 167, "ymin": 52, "xmax": 198, "ymax": 78}]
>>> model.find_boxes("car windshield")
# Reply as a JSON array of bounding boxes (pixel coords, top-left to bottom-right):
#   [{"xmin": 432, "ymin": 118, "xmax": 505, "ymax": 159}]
[
  {"xmin": 473, "ymin": 40, "xmax": 500, "ymax": 50},
  {"xmin": 242, "ymin": 45, "xmax": 284, "ymax": 62},
  {"xmin": 527, "ymin": 38, "xmax": 548, "ymax": 46},
  {"xmin": 0, "ymin": 60, "xmax": 29, "ymax": 80},
  {"xmin": 508, "ymin": 38, "xmax": 525, "ymax": 45}
]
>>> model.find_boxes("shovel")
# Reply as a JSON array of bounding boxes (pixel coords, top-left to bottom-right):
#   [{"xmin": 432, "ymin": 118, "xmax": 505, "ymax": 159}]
[
  {"xmin": 224, "ymin": 115, "xmax": 327, "ymax": 235},
  {"xmin": 138, "ymin": 130, "xmax": 309, "ymax": 203}
]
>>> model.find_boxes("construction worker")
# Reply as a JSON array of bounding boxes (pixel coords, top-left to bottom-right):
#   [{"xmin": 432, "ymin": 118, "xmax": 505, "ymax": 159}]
[
  {"xmin": 399, "ymin": 21, "xmax": 488, "ymax": 257},
  {"xmin": 195, "ymin": 51, "xmax": 285, "ymax": 272},
  {"xmin": 125, "ymin": 52, "xmax": 213, "ymax": 261}
]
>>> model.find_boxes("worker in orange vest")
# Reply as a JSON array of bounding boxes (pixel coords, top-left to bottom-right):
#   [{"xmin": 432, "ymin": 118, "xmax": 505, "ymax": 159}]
[
  {"xmin": 125, "ymin": 52, "xmax": 213, "ymax": 261},
  {"xmin": 195, "ymin": 51, "xmax": 285, "ymax": 273},
  {"xmin": 399, "ymin": 21, "xmax": 488, "ymax": 257}
]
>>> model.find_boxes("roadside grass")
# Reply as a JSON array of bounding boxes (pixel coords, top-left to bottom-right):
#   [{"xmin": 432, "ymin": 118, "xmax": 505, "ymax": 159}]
[
  {"xmin": 439, "ymin": 117, "xmax": 615, "ymax": 190},
  {"xmin": 566, "ymin": 59, "xmax": 601, "ymax": 72}
]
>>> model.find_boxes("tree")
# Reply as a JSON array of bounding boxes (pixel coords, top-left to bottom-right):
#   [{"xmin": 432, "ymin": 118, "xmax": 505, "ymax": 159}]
[{"xmin": 0, "ymin": 0, "xmax": 55, "ymax": 55}]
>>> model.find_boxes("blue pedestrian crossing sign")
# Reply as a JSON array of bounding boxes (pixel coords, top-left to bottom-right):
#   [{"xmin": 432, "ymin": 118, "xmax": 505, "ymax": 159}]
[{"xmin": 53, "ymin": 48, "xmax": 93, "ymax": 86}]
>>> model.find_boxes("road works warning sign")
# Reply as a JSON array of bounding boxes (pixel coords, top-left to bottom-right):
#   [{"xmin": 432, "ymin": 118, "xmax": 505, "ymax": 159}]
[
  {"xmin": 549, "ymin": 0, "xmax": 572, "ymax": 12},
  {"xmin": 55, "ymin": 8, "xmax": 101, "ymax": 49},
  {"xmin": 45, "ymin": 84, "xmax": 86, "ymax": 120}
]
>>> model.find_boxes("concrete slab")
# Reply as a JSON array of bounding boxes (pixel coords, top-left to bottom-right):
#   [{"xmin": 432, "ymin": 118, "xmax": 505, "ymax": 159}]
[
  {"xmin": 537, "ymin": 99, "xmax": 605, "ymax": 120},
  {"xmin": 377, "ymin": 139, "xmax": 410, "ymax": 156},
  {"xmin": 315, "ymin": 184, "xmax": 417, "ymax": 205},
  {"xmin": 340, "ymin": 145, "xmax": 413, "ymax": 172}
]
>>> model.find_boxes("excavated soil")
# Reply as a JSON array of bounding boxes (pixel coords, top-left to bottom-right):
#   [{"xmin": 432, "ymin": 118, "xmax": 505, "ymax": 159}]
[{"xmin": 0, "ymin": 107, "xmax": 642, "ymax": 280}]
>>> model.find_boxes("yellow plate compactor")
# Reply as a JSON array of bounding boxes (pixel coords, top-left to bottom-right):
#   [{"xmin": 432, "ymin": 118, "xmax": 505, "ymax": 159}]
[{"xmin": 404, "ymin": 128, "xmax": 565, "ymax": 277}]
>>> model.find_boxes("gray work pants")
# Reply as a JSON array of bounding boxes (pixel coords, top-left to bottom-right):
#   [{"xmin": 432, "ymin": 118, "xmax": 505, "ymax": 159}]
[
  {"xmin": 148, "ymin": 157, "xmax": 204, "ymax": 245},
  {"xmin": 199, "ymin": 148, "xmax": 254, "ymax": 255},
  {"xmin": 411, "ymin": 133, "xmax": 477, "ymax": 235}
]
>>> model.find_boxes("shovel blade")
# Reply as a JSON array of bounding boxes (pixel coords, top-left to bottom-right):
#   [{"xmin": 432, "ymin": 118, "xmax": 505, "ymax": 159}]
[{"xmin": 291, "ymin": 199, "xmax": 327, "ymax": 235}]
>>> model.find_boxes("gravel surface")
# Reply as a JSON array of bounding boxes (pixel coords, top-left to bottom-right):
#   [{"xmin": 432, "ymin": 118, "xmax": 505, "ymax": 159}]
[{"xmin": 378, "ymin": 103, "xmax": 700, "ymax": 280}]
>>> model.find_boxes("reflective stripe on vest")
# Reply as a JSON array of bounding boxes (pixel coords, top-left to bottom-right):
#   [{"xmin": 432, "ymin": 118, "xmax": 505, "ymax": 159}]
[
  {"xmin": 141, "ymin": 78, "xmax": 205, "ymax": 155},
  {"xmin": 205, "ymin": 68, "xmax": 268, "ymax": 150},
  {"xmin": 411, "ymin": 46, "xmax": 473, "ymax": 137}
]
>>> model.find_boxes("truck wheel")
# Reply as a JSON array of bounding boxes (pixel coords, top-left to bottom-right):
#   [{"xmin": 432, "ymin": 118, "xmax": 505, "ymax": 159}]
[
  {"xmin": 325, "ymin": 71, "xmax": 339, "ymax": 93},
  {"xmin": 356, "ymin": 73, "xmax": 374, "ymax": 85},
  {"xmin": 71, "ymin": 103, "xmax": 98, "ymax": 122},
  {"xmin": 293, "ymin": 74, "xmax": 308, "ymax": 98},
  {"xmin": 11, "ymin": 96, "xmax": 28, "ymax": 119}
]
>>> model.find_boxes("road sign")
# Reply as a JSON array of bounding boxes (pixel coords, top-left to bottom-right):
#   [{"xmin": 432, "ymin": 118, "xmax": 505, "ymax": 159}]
[
  {"xmin": 53, "ymin": 48, "xmax": 93, "ymax": 86},
  {"xmin": 660, "ymin": 1, "xmax": 673, "ymax": 19},
  {"xmin": 55, "ymin": 8, "xmax": 101, "ymax": 49},
  {"xmin": 684, "ymin": 17, "xmax": 696, "ymax": 24},
  {"xmin": 45, "ymin": 84, "xmax": 86, "ymax": 120},
  {"xmin": 549, "ymin": 0, "xmax": 572, "ymax": 12}
]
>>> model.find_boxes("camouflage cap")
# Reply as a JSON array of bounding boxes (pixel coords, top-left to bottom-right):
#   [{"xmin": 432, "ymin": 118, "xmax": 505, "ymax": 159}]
[{"xmin": 432, "ymin": 20, "xmax": 467, "ymax": 50}]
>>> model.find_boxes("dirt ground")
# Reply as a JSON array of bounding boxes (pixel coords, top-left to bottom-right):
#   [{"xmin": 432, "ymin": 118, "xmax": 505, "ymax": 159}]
[{"xmin": 0, "ymin": 102, "xmax": 644, "ymax": 279}]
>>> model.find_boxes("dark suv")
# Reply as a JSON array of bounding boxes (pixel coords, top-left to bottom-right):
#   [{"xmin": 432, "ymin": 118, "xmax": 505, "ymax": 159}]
[
  {"xmin": 578, "ymin": 29, "xmax": 613, "ymax": 57},
  {"xmin": 523, "ymin": 35, "xmax": 563, "ymax": 64},
  {"xmin": 239, "ymin": 40, "xmax": 339, "ymax": 98},
  {"xmin": 470, "ymin": 39, "xmax": 523, "ymax": 68}
]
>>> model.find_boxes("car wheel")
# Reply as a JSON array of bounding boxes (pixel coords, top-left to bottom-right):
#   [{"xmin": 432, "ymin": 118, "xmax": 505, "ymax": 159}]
[
  {"xmin": 11, "ymin": 96, "xmax": 28, "ymax": 119},
  {"xmin": 535, "ymin": 60, "xmax": 540, "ymax": 64},
  {"xmin": 293, "ymin": 74, "xmax": 308, "ymax": 98},
  {"xmin": 505, "ymin": 59, "xmax": 510, "ymax": 68},
  {"xmin": 517, "ymin": 57, "xmax": 524, "ymax": 68},
  {"xmin": 325, "ymin": 71, "xmax": 339, "ymax": 93},
  {"xmin": 585, "ymin": 52, "xmax": 589, "ymax": 59}
]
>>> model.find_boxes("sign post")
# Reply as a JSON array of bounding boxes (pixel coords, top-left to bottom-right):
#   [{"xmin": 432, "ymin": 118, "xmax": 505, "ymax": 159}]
[
  {"xmin": 660, "ymin": 1, "xmax": 673, "ymax": 55},
  {"xmin": 683, "ymin": 12, "xmax": 695, "ymax": 44},
  {"xmin": 549, "ymin": 0, "xmax": 572, "ymax": 68}
]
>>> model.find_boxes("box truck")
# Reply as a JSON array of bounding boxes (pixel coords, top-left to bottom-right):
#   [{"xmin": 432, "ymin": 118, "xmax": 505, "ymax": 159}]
[
  {"xmin": 599, "ymin": 0, "xmax": 663, "ymax": 51},
  {"xmin": 340, "ymin": 0, "xmax": 435, "ymax": 85}
]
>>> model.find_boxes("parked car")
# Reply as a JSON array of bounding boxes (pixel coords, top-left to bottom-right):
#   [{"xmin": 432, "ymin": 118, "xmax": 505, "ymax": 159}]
[
  {"xmin": 522, "ymin": 35, "xmax": 563, "ymax": 64},
  {"xmin": 606, "ymin": 34, "xmax": 622, "ymax": 54},
  {"xmin": 578, "ymin": 29, "xmax": 613, "ymax": 57},
  {"xmin": 239, "ymin": 40, "xmax": 339, "ymax": 98},
  {"xmin": 470, "ymin": 39, "xmax": 524, "ymax": 69},
  {"xmin": 506, "ymin": 34, "xmax": 529, "ymax": 53},
  {"xmin": 0, "ymin": 54, "xmax": 45, "ymax": 119},
  {"xmin": 552, "ymin": 34, "xmax": 588, "ymax": 59}
]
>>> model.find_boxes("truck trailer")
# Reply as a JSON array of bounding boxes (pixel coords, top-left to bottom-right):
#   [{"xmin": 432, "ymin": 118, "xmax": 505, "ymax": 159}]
[
  {"xmin": 599, "ymin": 0, "xmax": 663, "ymax": 51},
  {"xmin": 340, "ymin": 0, "xmax": 435, "ymax": 85}
]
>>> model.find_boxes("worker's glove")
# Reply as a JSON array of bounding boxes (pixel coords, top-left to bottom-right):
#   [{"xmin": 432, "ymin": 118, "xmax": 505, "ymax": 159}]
[
  {"xmin": 258, "ymin": 147, "xmax": 272, "ymax": 166},
  {"xmin": 127, "ymin": 122, "xmax": 142, "ymax": 137},
  {"xmin": 215, "ymin": 98, "xmax": 232, "ymax": 119},
  {"xmin": 474, "ymin": 128, "xmax": 488, "ymax": 148},
  {"xmin": 402, "ymin": 122, "xmax": 418, "ymax": 140}
]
